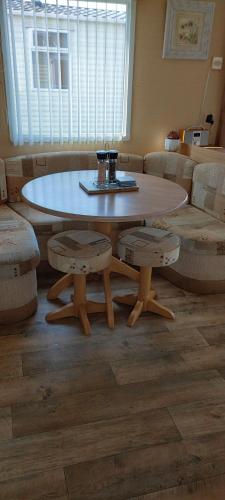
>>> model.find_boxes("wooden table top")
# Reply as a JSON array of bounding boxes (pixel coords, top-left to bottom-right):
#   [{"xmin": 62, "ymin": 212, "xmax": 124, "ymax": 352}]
[{"xmin": 22, "ymin": 170, "xmax": 188, "ymax": 222}]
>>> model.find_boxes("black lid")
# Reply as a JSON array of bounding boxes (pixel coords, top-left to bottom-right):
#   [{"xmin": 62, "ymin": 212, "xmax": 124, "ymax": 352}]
[
  {"xmin": 96, "ymin": 150, "xmax": 107, "ymax": 160},
  {"xmin": 108, "ymin": 150, "xmax": 119, "ymax": 159}
]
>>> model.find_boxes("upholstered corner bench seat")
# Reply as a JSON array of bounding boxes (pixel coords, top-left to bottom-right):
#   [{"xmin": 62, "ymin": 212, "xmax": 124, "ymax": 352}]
[
  {"xmin": 144, "ymin": 157, "xmax": 225, "ymax": 294},
  {"xmin": 0, "ymin": 204, "xmax": 40, "ymax": 323},
  {"xmin": 150, "ymin": 205, "xmax": 225, "ymax": 254},
  {"xmin": 147, "ymin": 204, "xmax": 225, "ymax": 293}
]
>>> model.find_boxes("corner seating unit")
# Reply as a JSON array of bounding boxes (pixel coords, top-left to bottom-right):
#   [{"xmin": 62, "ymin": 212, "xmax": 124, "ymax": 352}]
[
  {"xmin": 1, "ymin": 149, "xmax": 225, "ymax": 324},
  {"xmin": 145, "ymin": 153, "xmax": 225, "ymax": 293}
]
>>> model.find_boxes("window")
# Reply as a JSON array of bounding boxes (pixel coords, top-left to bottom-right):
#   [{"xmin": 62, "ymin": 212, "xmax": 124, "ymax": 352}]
[
  {"xmin": 0, "ymin": 0, "xmax": 136, "ymax": 145},
  {"xmin": 32, "ymin": 30, "xmax": 69, "ymax": 89}
]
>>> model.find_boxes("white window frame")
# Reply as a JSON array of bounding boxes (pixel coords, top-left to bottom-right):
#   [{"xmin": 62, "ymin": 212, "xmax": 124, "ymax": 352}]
[{"xmin": 30, "ymin": 28, "xmax": 69, "ymax": 91}]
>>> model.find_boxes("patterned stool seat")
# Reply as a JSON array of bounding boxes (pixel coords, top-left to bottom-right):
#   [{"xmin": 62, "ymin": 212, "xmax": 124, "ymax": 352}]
[
  {"xmin": 46, "ymin": 230, "xmax": 114, "ymax": 335},
  {"xmin": 115, "ymin": 227, "xmax": 180, "ymax": 327},
  {"xmin": 117, "ymin": 227, "xmax": 180, "ymax": 268},
  {"xmin": 48, "ymin": 230, "xmax": 112, "ymax": 275}
]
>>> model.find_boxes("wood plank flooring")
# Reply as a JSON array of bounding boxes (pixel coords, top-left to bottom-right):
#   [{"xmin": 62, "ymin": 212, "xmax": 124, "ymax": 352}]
[{"xmin": 1, "ymin": 273, "xmax": 225, "ymax": 498}]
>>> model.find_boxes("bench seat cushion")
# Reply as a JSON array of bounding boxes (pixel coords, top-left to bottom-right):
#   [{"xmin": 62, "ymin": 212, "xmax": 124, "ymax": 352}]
[
  {"xmin": 9, "ymin": 202, "xmax": 88, "ymax": 260},
  {"xmin": 0, "ymin": 204, "xmax": 40, "ymax": 323},
  {"xmin": 148, "ymin": 205, "xmax": 225, "ymax": 255},
  {"xmin": 0, "ymin": 204, "xmax": 40, "ymax": 278},
  {"xmin": 146, "ymin": 205, "xmax": 225, "ymax": 293}
]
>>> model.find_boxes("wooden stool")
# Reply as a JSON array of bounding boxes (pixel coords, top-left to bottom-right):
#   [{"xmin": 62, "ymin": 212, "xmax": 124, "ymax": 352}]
[
  {"xmin": 116, "ymin": 226, "xmax": 180, "ymax": 326},
  {"xmin": 46, "ymin": 230, "xmax": 114, "ymax": 335}
]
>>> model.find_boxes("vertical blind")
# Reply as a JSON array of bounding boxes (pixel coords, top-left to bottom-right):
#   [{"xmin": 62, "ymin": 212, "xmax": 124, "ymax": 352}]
[{"xmin": 0, "ymin": 0, "xmax": 136, "ymax": 145}]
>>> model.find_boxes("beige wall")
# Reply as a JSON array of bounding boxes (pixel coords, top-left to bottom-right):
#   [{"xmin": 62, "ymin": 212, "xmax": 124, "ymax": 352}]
[{"xmin": 0, "ymin": 0, "xmax": 225, "ymax": 158}]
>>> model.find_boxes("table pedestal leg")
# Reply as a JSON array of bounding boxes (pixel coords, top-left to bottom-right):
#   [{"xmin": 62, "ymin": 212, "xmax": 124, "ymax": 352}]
[{"xmin": 93, "ymin": 221, "xmax": 140, "ymax": 281}]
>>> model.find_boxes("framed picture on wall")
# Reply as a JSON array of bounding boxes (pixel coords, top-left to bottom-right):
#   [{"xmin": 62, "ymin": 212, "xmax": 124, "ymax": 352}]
[{"xmin": 163, "ymin": 0, "xmax": 215, "ymax": 59}]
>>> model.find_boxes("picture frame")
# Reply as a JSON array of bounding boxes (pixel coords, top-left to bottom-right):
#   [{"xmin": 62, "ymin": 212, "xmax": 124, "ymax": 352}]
[{"xmin": 163, "ymin": 0, "xmax": 215, "ymax": 60}]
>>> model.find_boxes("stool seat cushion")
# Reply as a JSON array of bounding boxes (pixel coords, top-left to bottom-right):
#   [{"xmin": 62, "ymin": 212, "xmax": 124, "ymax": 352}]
[
  {"xmin": 48, "ymin": 230, "xmax": 112, "ymax": 274},
  {"xmin": 118, "ymin": 227, "xmax": 180, "ymax": 268}
]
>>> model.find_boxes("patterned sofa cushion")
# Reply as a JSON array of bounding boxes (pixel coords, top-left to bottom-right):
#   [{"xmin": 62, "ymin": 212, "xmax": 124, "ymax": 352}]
[
  {"xmin": 147, "ymin": 204, "xmax": 225, "ymax": 255},
  {"xmin": 144, "ymin": 152, "xmax": 197, "ymax": 196},
  {"xmin": 9, "ymin": 202, "xmax": 88, "ymax": 261},
  {"xmin": 10, "ymin": 202, "xmax": 88, "ymax": 233},
  {"xmin": 0, "ymin": 205, "xmax": 40, "ymax": 280},
  {"xmin": 191, "ymin": 163, "xmax": 225, "ymax": 223},
  {"xmin": 0, "ymin": 159, "xmax": 7, "ymax": 204},
  {"xmin": 5, "ymin": 152, "xmax": 144, "ymax": 202}
]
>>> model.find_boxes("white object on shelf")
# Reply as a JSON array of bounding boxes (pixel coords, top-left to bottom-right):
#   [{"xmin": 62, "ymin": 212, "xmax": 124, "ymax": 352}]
[{"xmin": 165, "ymin": 138, "xmax": 180, "ymax": 152}]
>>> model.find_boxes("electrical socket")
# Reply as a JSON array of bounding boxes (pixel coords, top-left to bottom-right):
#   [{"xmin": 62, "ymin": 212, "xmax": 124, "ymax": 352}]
[{"xmin": 212, "ymin": 57, "xmax": 223, "ymax": 70}]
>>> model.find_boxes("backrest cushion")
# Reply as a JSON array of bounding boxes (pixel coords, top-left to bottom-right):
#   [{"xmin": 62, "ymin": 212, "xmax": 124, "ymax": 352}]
[
  {"xmin": 191, "ymin": 162, "xmax": 225, "ymax": 222},
  {"xmin": 0, "ymin": 159, "xmax": 7, "ymax": 203},
  {"xmin": 5, "ymin": 151, "xmax": 143, "ymax": 202},
  {"xmin": 144, "ymin": 152, "xmax": 197, "ymax": 196}
]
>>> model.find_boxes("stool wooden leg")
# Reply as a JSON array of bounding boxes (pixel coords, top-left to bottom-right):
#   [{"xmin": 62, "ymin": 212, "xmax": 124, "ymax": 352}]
[
  {"xmin": 113, "ymin": 294, "xmax": 137, "ymax": 306},
  {"xmin": 46, "ymin": 302, "xmax": 75, "ymax": 322},
  {"xmin": 138, "ymin": 267, "xmax": 152, "ymax": 310},
  {"xmin": 127, "ymin": 266, "xmax": 175, "ymax": 326},
  {"xmin": 73, "ymin": 275, "xmax": 91, "ymax": 336},
  {"xmin": 47, "ymin": 273, "xmax": 73, "ymax": 300},
  {"xmin": 103, "ymin": 268, "xmax": 114, "ymax": 329},
  {"xmin": 87, "ymin": 302, "xmax": 106, "ymax": 313},
  {"xmin": 127, "ymin": 300, "xmax": 143, "ymax": 327},
  {"xmin": 127, "ymin": 267, "xmax": 151, "ymax": 327},
  {"xmin": 147, "ymin": 299, "xmax": 175, "ymax": 320},
  {"xmin": 79, "ymin": 304, "xmax": 91, "ymax": 336}
]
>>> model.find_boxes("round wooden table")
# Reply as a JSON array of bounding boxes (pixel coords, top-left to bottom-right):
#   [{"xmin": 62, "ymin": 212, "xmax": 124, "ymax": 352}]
[{"xmin": 22, "ymin": 170, "xmax": 187, "ymax": 323}]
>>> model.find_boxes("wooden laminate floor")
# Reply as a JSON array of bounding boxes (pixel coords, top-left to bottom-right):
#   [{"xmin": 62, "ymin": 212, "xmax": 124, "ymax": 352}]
[{"xmin": 1, "ymin": 273, "xmax": 225, "ymax": 499}]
